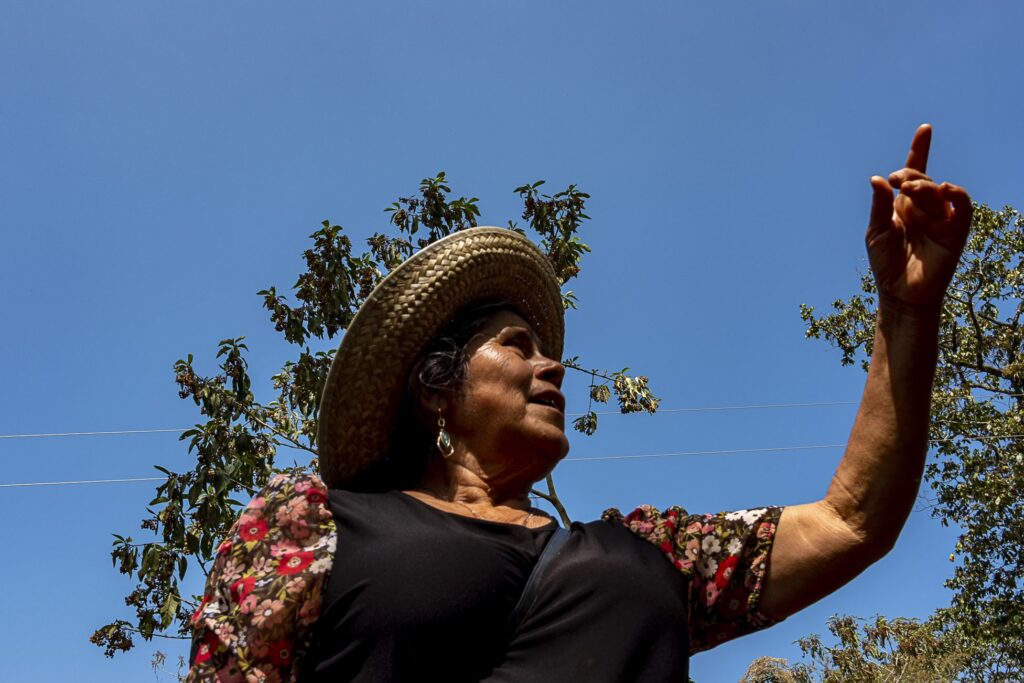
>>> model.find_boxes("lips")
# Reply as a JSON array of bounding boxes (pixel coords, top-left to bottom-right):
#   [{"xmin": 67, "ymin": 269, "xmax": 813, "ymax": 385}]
[{"xmin": 530, "ymin": 390, "xmax": 565, "ymax": 413}]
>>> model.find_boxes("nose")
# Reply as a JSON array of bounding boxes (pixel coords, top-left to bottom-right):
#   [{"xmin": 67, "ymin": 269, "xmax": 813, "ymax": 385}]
[{"xmin": 535, "ymin": 354, "xmax": 565, "ymax": 389}]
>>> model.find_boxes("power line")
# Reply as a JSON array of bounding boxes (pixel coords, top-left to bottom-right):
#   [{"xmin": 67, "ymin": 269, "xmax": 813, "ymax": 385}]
[
  {"xmin": 0, "ymin": 428, "xmax": 187, "ymax": 440},
  {"xmin": 569, "ymin": 400, "xmax": 856, "ymax": 417},
  {"xmin": 7, "ymin": 433, "xmax": 1024, "ymax": 489},
  {"xmin": 0, "ymin": 477, "xmax": 165, "ymax": 488},
  {"xmin": 0, "ymin": 401, "xmax": 860, "ymax": 440},
  {"xmin": 564, "ymin": 443, "xmax": 843, "ymax": 462},
  {"xmin": 2, "ymin": 394, "xmax": 1017, "ymax": 441}
]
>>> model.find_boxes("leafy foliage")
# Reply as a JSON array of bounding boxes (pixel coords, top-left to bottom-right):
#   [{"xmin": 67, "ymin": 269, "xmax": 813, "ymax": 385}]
[
  {"xmin": 563, "ymin": 357, "xmax": 661, "ymax": 437},
  {"xmin": 741, "ymin": 615, "xmax": 972, "ymax": 682},
  {"xmin": 91, "ymin": 174, "xmax": 661, "ymax": 656},
  {"xmin": 798, "ymin": 204, "xmax": 1024, "ymax": 678},
  {"xmin": 513, "ymin": 180, "xmax": 592, "ymax": 309}
]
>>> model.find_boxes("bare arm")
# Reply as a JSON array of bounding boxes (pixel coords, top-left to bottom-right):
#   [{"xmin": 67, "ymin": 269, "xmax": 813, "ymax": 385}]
[{"xmin": 758, "ymin": 125, "xmax": 973, "ymax": 620}]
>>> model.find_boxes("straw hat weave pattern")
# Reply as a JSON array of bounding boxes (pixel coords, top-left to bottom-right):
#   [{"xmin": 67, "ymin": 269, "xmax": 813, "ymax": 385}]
[{"xmin": 317, "ymin": 227, "xmax": 564, "ymax": 489}]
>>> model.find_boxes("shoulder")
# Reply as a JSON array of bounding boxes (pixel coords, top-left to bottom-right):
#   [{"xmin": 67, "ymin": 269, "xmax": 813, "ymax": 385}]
[
  {"xmin": 250, "ymin": 469, "xmax": 331, "ymax": 512},
  {"xmin": 601, "ymin": 504, "xmax": 693, "ymax": 553},
  {"xmin": 223, "ymin": 471, "xmax": 333, "ymax": 552},
  {"xmin": 603, "ymin": 504, "xmax": 786, "ymax": 653},
  {"xmin": 601, "ymin": 504, "xmax": 783, "ymax": 574},
  {"xmin": 188, "ymin": 470, "xmax": 337, "ymax": 680}
]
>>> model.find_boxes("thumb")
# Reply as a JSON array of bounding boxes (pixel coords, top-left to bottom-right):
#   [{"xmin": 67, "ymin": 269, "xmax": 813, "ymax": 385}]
[{"xmin": 867, "ymin": 175, "xmax": 894, "ymax": 239}]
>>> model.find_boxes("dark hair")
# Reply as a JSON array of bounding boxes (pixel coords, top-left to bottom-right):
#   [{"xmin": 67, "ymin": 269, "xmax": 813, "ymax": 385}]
[{"xmin": 345, "ymin": 300, "xmax": 519, "ymax": 492}]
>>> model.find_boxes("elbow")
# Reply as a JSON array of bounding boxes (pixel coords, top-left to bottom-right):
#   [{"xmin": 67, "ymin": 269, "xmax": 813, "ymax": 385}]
[
  {"xmin": 845, "ymin": 519, "xmax": 903, "ymax": 569},
  {"xmin": 822, "ymin": 499, "xmax": 902, "ymax": 569},
  {"xmin": 857, "ymin": 531, "xmax": 898, "ymax": 565}
]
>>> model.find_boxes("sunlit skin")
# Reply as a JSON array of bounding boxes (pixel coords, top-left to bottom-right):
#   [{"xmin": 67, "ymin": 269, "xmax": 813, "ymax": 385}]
[
  {"xmin": 759, "ymin": 125, "xmax": 972, "ymax": 619},
  {"xmin": 404, "ymin": 310, "xmax": 568, "ymax": 527},
  {"xmin": 405, "ymin": 125, "xmax": 974, "ymax": 619}
]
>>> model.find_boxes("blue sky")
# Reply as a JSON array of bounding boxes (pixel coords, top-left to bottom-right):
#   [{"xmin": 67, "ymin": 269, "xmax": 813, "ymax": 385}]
[{"xmin": 2, "ymin": 2, "xmax": 1022, "ymax": 680}]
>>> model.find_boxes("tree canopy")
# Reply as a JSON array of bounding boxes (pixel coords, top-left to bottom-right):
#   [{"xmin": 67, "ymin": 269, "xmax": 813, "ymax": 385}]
[
  {"xmin": 766, "ymin": 203, "xmax": 1024, "ymax": 681},
  {"xmin": 90, "ymin": 174, "xmax": 660, "ymax": 657}
]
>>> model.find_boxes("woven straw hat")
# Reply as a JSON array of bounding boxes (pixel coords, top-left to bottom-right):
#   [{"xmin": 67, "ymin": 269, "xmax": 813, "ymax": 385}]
[{"xmin": 317, "ymin": 227, "xmax": 564, "ymax": 489}]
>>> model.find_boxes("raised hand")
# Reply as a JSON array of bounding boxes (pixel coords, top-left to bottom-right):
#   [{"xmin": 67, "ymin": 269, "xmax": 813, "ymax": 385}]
[{"xmin": 866, "ymin": 124, "xmax": 973, "ymax": 307}]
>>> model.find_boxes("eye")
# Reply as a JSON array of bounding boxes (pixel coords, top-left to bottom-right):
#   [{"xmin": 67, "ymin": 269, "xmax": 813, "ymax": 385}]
[{"xmin": 504, "ymin": 330, "xmax": 534, "ymax": 356}]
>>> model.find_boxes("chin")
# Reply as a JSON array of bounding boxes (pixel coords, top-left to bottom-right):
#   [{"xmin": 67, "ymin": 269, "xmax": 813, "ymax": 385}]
[{"xmin": 539, "ymin": 437, "xmax": 570, "ymax": 469}]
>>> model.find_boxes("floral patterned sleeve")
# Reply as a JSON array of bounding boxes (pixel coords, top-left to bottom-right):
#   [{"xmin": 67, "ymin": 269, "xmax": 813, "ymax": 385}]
[
  {"xmin": 602, "ymin": 504, "xmax": 784, "ymax": 653},
  {"xmin": 187, "ymin": 472, "xmax": 337, "ymax": 683}
]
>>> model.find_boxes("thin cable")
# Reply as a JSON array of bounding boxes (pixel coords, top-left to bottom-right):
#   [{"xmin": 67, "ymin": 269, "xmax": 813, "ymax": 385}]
[
  {"xmin": 566, "ymin": 433, "xmax": 1024, "ymax": 463},
  {"xmin": 0, "ymin": 476, "xmax": 165, "ymax": 488},
  {"xmin": 4, "ymin": 433, "xmax": 1024, "ymax": 488},
  {"xmin": 569, "ymin": 400, "xmax": 857, "ymax": 417},
  {"xmin": 0, "ymin": 402, "xmax": 861, "ymax": 439},
  {"xmin": 0, "ymin": 428, "xmax": 188, "ymax": 440},
  {"xmin": 565, "ymin": 443, "xmax": 844, "ymax": 462},
  {"xmin": 2, "ymin": 394, "xmax": 1016, "ymax": 440}
]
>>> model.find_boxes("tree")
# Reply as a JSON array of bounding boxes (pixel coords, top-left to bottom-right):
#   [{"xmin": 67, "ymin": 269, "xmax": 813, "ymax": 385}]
[
  {"xmin": 792, "ymin": 204, "xmax": 1024, "ymax": 679},
  {"xmin": 90, "ymin": 173, "xmax": 660, "ymax": 656},
  {"xmin": 741, "ymin": 615, "xmax": 972, "ymax": 682}
]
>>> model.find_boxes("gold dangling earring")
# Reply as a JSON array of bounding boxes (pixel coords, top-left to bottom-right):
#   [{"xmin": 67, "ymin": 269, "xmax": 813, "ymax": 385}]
[{"xmin": 436, "ymin": 409, "xmax": 454, "ymax": 459}]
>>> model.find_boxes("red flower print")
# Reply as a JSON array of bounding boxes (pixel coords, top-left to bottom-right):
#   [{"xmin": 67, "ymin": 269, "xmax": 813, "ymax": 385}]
[
  {"xmin": 192, "ymin": 594, "xmax": 212, "ymax": 623},
  {"xmin": 239, "ymin": 517, "xmax": 269, "ymax": 542},
  {"xmin": 194, "ymin": 632, "xmax": 219, "ymax": 664},
  {"xmin": 270, "ymin": 541, "xmax": 300, "ymax": 558},
  {"xmin": 715, "ymin": 555, "xmax": 739, "ymax": 590},
  {"xmin": 230, "ymin": 576, "xmax": 256, "ymax": 603},
  {"xmin": 625, "ymin": 507, "xmax": 647, "ymax": 524},
  {"xmin": 217, "ymin": 539, "xmax": 233, "ymax": 556},
  {"xmin": 703, "ymin": 579, "xmax": 720, "ymax": 606},
  {"xmin": 277, "ymin": 551, "xmax": 314, "ymax": 575},
  {"xmin": 305, "ymin": 488, "xmax": 327, "ymax": 505},
  {"xmin": 268, "ymin": 639, "xmax": 293, "ymax": 667}
]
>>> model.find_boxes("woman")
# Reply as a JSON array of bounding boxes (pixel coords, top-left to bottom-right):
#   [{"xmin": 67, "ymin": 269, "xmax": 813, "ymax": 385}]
[{"xmin": 188, "ymin": 125, "xmax": 973, "ymax": 681}]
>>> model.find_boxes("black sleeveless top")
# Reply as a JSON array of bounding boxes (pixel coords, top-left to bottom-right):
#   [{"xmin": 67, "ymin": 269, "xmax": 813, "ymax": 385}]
[{"xmin": 304, "ymin": 489, "xmax": 691, "ymax": 682}]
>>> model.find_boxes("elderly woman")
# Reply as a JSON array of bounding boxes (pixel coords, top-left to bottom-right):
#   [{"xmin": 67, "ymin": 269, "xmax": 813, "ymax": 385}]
[{"xmin": 188, "ymin": 125, "xmax": 972, "ymax": 682}]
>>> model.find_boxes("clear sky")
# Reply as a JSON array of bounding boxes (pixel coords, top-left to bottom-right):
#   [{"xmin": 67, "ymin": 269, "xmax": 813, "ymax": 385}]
[{"xmin": 2, "ymin": 2, "xmax": 1022, "ymax": 681}]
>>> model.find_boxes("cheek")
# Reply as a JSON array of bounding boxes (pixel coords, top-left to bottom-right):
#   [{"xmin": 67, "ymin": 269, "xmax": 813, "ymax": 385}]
[{"xmin": 461, "ymin": 382, "xmax": 527, "ymax": 425}]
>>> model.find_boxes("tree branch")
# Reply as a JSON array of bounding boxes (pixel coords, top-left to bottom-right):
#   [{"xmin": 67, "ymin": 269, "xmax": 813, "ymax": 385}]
[
  {"xmin": 239, "ymin": 403, "xmax": 318, "ymax": 456},
  {"xmin": 531, "ymin": 474, "xmax": 572, "ymax": 527}
]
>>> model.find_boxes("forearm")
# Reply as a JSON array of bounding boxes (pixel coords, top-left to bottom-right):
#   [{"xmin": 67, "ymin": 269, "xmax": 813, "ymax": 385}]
[
  {"xmin": 824, "ymin": 295, "xmax": 940, "ymax": 551},
  {"xmin": 760, "ymin": 125, "xmax": 970, "ymax": 621},
  {"xmin": 759, "ymin": 298, "xmax": 942, "ymax": 619}
]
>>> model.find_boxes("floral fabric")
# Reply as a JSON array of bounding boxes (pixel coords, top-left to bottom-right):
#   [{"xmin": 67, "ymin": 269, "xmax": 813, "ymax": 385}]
[
  {"xmin": 187, "ymin": 473, "xmax": 336, "ymax": 683},
  {"xmin": 601, "ymin": 504, "xmax": 783, "ymax": 653},
  {"xmin": 187, "ymin": 473, "xmax": 782, "ymax": 680}
]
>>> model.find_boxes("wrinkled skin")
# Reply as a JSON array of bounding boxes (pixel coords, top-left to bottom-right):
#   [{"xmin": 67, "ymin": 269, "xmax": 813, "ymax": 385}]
[
  {"xmin": 405, "ymin": 310, "xmax": 568, "ymax": 526},
  {"xmin": 760, "ymin": 124, "xmax": 973, "ymax": 619}
]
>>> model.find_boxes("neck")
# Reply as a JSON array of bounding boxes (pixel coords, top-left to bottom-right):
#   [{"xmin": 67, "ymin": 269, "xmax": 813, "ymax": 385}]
[{"xmin": 415, "ymin": 457, "xmax": 534, "ymax": 512}]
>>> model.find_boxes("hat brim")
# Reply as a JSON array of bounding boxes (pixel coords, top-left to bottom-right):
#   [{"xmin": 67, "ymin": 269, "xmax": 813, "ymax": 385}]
[{"xmin": 317, "ymin": 227, "xmax": 564, "ymax": 489}]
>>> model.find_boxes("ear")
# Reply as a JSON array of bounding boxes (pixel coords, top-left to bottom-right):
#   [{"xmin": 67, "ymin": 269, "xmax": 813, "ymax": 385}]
[
  {"xmin": 411, "ymin": 383, "xmax": 449, "ymax": 426},
  {"xmin": 422, "ymin": 392, "xmax": 448, "ymax": 416}
]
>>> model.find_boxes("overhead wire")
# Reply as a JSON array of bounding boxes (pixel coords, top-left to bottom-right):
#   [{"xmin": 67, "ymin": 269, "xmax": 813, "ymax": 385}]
[
  {"xmin": 5, "ymin": 434, "xmax": 1024, "ymax": 488},
  {"xmin": 1, "ymin": 394, "xmax": 1016, "ymax": 440},
  {"xmin": 3, "ymin": 396, "xmax": 1022, "ymax": 488},
  {"xmin": 569, "ymin": 400, "xmax": 857, "ymax": 417},
  {"xmin": 0, "ymin": 399, "xmax": 862, "ymax": 441},
  {"xmin": 0, "ymin": 428, "xmax": 186, "ymax": 440},
  {"xmin": 0, "ymin": 477, "xmax": 165, "ymax": 488}
]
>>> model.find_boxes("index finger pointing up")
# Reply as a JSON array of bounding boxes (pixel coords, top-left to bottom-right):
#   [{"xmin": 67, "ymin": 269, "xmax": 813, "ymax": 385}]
[{"xmin": 905, "ymin": 123, "xmax": 932, "ymax": 173}]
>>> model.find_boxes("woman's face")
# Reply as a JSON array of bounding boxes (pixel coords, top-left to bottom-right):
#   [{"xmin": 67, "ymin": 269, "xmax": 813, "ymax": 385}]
[{"xmin": 445, "ymin": 309, "xmax": 569, "ymax": 483}]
